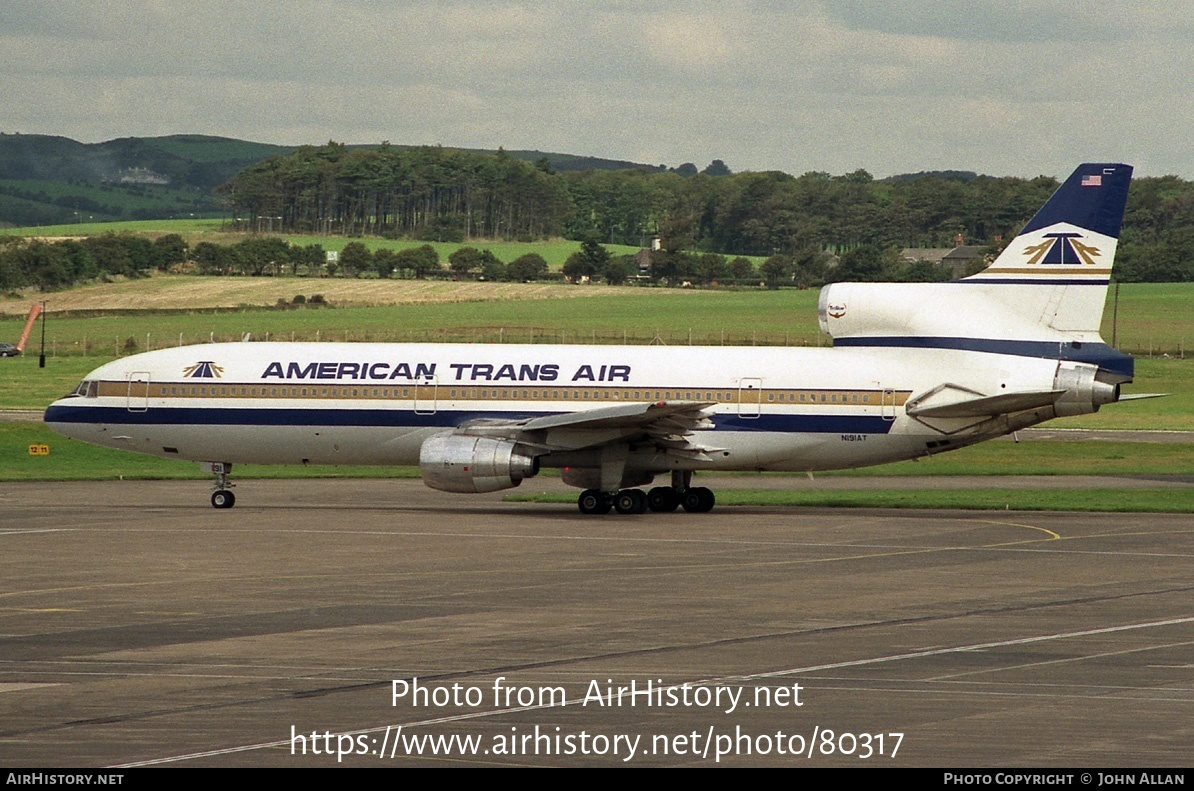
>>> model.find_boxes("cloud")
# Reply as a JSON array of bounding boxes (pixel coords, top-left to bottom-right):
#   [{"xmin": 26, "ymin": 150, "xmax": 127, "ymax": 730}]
[{"xmin": 2, "ymin": 1, "xmax": 1193, "ymax": 178}]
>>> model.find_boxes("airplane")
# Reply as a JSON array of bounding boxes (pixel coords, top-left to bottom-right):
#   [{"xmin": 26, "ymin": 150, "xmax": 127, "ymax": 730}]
[{"xmin": 45, "ymin": 163, "xmax": 1139, "ymax": 514}]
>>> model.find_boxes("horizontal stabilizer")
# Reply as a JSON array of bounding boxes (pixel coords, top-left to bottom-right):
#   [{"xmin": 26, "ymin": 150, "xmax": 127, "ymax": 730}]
[{"xmin": 906, "ymin": 387, "xmax": 1066, "ymax": 418}]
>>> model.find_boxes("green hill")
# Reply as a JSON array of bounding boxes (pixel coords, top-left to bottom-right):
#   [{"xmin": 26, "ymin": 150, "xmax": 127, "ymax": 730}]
[
  {"xmin": 0, "ymin": 133, "xmax": 670, "ymax": 228},
  {"xmin": 0, "ymin": 133, "xmax": 297, "ymax": 226}
]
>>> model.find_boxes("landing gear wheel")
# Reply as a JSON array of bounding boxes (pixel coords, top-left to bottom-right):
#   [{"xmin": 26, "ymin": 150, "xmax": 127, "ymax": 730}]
[
  {"xmin": 578, "ymin": 489, "xmax": 612, "ymax": 515},
  {"xmin": 614, "ymin": 488, "xmax": 648, "ymax": 515},
  {"xmin": 211, "ymin": 490, "xmax": 236, "ymax": 509},
  {"xmin": 647, "ymin": 486, "xmax": 679, "ymax": 512},
  {"xmin": 681, "ymin": 486, "xmax": 715, "ymax": 513}
]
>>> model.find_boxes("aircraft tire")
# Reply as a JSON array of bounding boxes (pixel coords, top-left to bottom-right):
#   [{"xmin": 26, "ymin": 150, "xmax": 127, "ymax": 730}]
[
  {"xmin": 578, "ymin": 489, "xmax": 611, "ymax": 515},
  {"xmin": 614, "ymin": 488, "xmax": 648, "ymax": 515},
  {"xmin": 681, "ymin": 487, "xmax": 715, "ymax": 513},
  {"xmin": 211, "ymin": 490, "xmax": 236, "ymax": 509},
  {"xmin": 647, "ymin": 486, "xmax": 679, "ymax": 512}
]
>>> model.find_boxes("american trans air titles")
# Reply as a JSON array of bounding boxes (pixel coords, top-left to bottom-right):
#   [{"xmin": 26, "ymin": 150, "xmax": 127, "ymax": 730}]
[
  {"xmin": 45, "ymin": 164, "xmax": 1147, "ymax": 515},
  {"xmin": 259, "ymin": 360, "xmax": 632, "ymax": 383}
]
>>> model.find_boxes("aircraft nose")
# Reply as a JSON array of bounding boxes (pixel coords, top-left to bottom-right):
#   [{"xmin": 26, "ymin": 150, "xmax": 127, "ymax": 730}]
[{"xmin": 43, "ymin": 401, "xmax": 84, "ymax": 437}]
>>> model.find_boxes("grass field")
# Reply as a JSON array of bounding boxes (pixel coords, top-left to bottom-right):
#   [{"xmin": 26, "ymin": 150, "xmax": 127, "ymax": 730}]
[
  {"xmin": 8, "ymin": 421, "xmax": 1189, "ymax": 512},
  {"xmin": 1, "ymin": 279, "xmax": 1191, "ymax": 427},
  {"xmin": 3, "ymin": 219, "xmax": 1188, "ymax": 509},
  {"xmin": 0, "ymin": 179, "xmax": 221, "ymax": 221},
  {"xmin": 3, "ymin": 278, "xmax": 1189, "ymax": 348},
  {"xmin": 0, "ymin": 422, "xmax": 418, "ymax": 482},
  {"xmin": 3, "ymin": 420, "xmax": 1190, "ymax": 481},
  {"xmin": 0, "ymin": 217, "xmax": 226, "ymax": 238}
]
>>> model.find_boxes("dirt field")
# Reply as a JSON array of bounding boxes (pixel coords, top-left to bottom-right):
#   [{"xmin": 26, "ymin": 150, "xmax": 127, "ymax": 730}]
[{"xmin": 0, "ymin": 275, "xmax": 650, "ymax": 314}]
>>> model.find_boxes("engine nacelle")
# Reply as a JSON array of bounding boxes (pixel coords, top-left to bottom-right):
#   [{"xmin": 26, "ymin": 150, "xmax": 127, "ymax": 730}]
[
  {"xmin": 419, "ymin": 435, "xmax": 539, "ymax": 493},
  {"xmin": 1053, "ymin": 362, "xmax": 1119, "ymax": 416}
]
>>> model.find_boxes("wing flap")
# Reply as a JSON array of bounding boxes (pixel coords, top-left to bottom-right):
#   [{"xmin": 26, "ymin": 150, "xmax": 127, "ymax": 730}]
[
  {"xmin": 520, "ymin": 400, "xmax": 715, "ymax": 432},
  {"xmin": 453, "ymin": 400, "xmax": 720, "ymax": 454}
]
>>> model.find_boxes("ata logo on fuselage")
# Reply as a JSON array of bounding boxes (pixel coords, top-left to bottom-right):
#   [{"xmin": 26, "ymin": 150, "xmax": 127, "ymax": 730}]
[
  {"xmin": 183, "ymin": 361, "xmax": 224, "ymax": 378},
  {"xmin": 1022, "ymin": 232, "xmax": 1101, "ymax": 266}
]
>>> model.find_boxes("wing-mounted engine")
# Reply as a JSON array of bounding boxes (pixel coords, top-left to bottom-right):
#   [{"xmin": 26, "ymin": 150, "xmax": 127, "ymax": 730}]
[{"xmin": 419, "ymin": 434, "xmax": 540, "ymax": 493}]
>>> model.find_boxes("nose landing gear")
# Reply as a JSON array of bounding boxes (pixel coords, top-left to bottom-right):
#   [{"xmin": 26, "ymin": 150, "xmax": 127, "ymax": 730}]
[{"xmin": 202, "ymin": 462, "xmax": 236, "ymax": 509}]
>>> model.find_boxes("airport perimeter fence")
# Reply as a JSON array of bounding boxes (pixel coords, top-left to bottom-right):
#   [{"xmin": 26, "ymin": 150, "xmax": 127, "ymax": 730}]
[{"xmin": 20, "ymin": 326, "xmax": 1192, "ymax": 360}]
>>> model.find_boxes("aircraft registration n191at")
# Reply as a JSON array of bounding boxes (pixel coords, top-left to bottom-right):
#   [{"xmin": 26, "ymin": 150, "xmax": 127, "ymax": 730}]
[{"xmin": 46, "ymin": 163, "xmax": 1145, "ymax": 514}]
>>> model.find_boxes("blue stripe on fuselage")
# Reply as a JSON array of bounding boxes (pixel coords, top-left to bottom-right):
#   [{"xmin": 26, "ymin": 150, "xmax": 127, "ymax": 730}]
[
  {"xmin": 43, "ymin": 404, "xmax": 896, "ymax": 435},
  {"xmin": 958, "ymin": 278, "xmax": 1110, "ymax": 285},
  {"xmin": 831, "ymin": 336, "xmax": 1133, "ymax": 379}
]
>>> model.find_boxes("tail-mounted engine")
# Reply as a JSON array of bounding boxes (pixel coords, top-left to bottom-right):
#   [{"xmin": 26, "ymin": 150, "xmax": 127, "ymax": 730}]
[
  {"xmin": 419, "ymin": 435, "xmax": 540, "ymax": 493},
  {"xmin": 1053, "ymin": 362, "xmax": 1119, "ymax": 416}
]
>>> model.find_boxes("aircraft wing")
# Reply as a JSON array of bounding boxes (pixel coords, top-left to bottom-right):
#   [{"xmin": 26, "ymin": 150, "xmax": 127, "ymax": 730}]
[{"xmin": 455, "ymin": 400, "xmax": 721, "ymax": 457}]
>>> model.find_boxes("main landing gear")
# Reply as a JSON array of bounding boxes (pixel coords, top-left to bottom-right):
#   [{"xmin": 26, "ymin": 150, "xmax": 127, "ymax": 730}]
[
  {"xmin": 202, "ymin": 461, "xmax": 236, "ymax": 509},
  {"xmin": 577, "ymin": 472, "xmax": 715, "ymax": 515}
]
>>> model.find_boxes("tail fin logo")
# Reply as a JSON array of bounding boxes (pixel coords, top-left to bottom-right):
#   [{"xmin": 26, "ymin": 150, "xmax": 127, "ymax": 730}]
[
  {"xmin": 1022, "ymin": 232, "xmax": 1101, "ymax": 266},
  {"xmin": 183, "ymin": 361, "xmax": 224, "ymax": 378}
]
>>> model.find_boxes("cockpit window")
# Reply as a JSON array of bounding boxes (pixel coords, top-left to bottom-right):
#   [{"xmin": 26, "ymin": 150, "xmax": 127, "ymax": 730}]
[{"xmin": 66, "ymin": 380, "xmax": 97, "ymax": 398}]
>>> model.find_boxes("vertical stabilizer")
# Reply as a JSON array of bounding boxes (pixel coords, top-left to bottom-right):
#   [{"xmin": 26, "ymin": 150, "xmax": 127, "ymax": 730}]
[
  {"xmin": 819, "ymin": 163, "xmax": 1135, "ymax": 382},
  {"xmin": 965, "ymin": 163, "xmax": 1133, "ymax": 336}
]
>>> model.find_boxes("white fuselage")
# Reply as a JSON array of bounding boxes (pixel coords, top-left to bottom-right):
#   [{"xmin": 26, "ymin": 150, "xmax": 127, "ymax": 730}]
[{"xmin": 45, "ymin": 341, "xmax": 1066, "ymax": 475}]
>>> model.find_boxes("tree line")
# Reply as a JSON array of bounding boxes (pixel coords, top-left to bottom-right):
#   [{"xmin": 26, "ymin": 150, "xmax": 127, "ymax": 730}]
[
  {"xmin": 220, "ymin": 143, "xmax": 572, "ymax": 241},
  {"xmin": 221, "ymin": 144, "xmax": 1194, "ymax": 283},
  {"xmin": 0, "ymin": 233, "xmax": 597, "ymax": 291},
  {"xmin": 0, "ymin": 229, "xmax": 944, "ymax": 295}
]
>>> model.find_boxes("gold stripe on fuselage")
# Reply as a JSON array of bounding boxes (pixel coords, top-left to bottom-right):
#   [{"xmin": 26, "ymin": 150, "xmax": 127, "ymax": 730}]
[{"xmin": 94, "ymin": 381, "xmax": 911, "ymax": 407}]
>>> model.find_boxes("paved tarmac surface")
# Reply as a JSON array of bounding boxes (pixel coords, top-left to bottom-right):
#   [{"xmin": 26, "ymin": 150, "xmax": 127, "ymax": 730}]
[{"xmin": 1, "ymin": 479, "xmax": 1191, "ymax": 767}]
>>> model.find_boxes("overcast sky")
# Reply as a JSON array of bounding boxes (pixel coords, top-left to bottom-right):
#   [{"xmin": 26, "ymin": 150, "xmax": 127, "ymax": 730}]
[{"xmin": 4, "ymin": 1, "xmax": 1193, "ymax": 178}]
